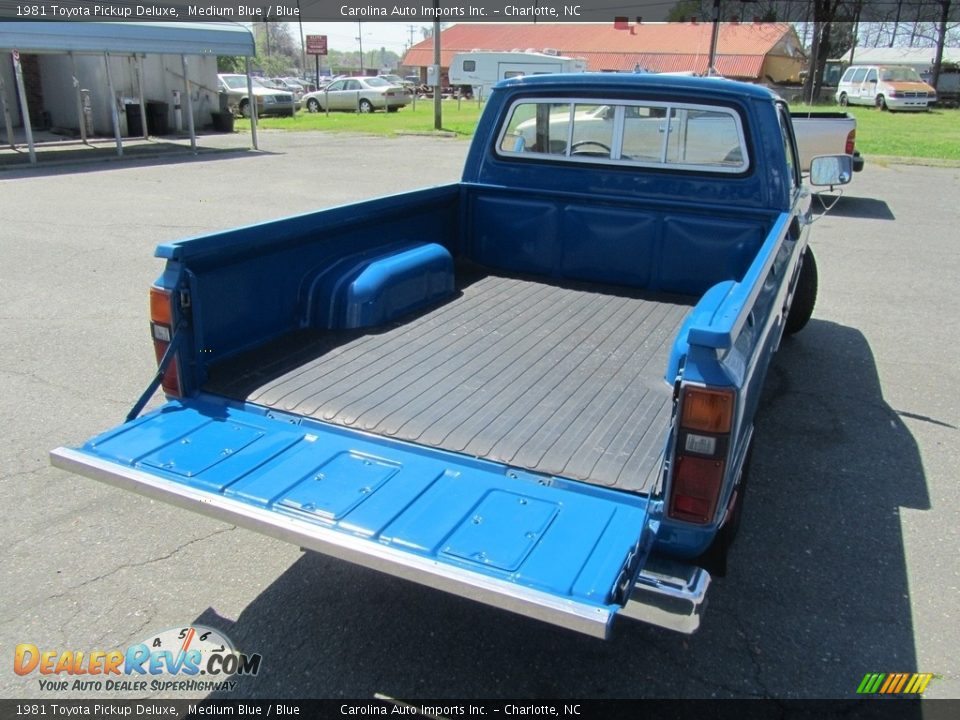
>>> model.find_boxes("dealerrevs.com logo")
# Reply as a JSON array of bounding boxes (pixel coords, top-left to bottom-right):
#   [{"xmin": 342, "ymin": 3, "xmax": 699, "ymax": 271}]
[{"xmin": 14, "ymin": 625, "xmax": 262, "ymax": 693}]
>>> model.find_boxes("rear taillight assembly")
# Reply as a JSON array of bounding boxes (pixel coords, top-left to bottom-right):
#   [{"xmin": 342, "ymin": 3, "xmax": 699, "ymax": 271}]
[
  {"xmin": 845, "ymin": 129, "xmax": 856, "ymax": 156},
  {"xmin": 668, "ymin": 387, "xmax": 735, "ymax": 524},
  {"xmin": 149, "ymin": 287, "xmax": 182, "ymax": 397}
]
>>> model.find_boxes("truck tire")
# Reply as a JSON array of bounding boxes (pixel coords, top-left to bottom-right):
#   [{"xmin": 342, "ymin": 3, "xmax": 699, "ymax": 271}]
[
  {"xmin": 785, "ymin": 248, "xmax": 817, "ymax": 334},
  {"xmin": 697, "ymin": 440, "xmax": 754, "ymax": 578},
  {"xmin": 239, "ymin": 99, "xmax": 251, "ymax": 119},
  {"xmin": 876, "ymin": 94, "xmax": 888, "ymax": 111},
  {"xmin": 838, "ymin": 93, "xmax": 848, "ymax": 107}
]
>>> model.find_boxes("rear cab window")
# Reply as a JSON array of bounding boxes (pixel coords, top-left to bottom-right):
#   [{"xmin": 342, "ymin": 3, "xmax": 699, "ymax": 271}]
[{"xmin": 496, "ymin": 97, "xmax": 749, "ymax": 173}]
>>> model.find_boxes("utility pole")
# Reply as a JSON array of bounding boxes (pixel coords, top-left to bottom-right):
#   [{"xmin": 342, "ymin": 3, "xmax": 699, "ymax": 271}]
[
  {"xmin": 358, "ymin": 21, "xmax": 365, "ymax": 74},
  {"xmin": 297, "ymin": 1, "xmax": 306, "ymax": 73},
  {"xmin": 707, "ymin": 0, "xmax": 722, "ymax": 75},
  {"xmin": 433, "ymin": 17, "xmax": 441, "ymax": 130}
]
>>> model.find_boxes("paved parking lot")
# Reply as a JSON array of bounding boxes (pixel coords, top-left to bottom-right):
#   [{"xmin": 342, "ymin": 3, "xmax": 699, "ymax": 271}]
[{"xmin": 1, "ymin": 131, "xmax": 957, "ymax": 700}]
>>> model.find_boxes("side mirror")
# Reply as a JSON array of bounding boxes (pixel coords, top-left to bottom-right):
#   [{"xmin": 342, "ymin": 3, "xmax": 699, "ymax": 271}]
[{"xmin": 809, "ymin": 154, "xmax": 853, "ymax": 187}]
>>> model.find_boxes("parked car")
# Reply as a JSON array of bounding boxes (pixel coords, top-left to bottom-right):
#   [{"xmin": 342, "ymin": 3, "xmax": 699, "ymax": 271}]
[
  {"xmin": 217, "ymin": 74, "xmax": 297, "ymax": 118},
  {"xmin": 378, "ymin": 74, "xmax": 414, "ymax": 98},
  {"xmin": 379, "ymin": 73, "xmax": 414, "ymax": 89},
  {"xmin": 269, "ymin": 77, "xmax": 304, "ymax": 95},
  {"xmin": 302, "ymin": 76, "xmax": 411, "ymax": 113},
  {"xmin": 835, "ymin": 65, "xmax": 937, "ymax": 111},
  {"xmin": 266, "ymin": 78, "xmax": 304, "ymax": 109}
]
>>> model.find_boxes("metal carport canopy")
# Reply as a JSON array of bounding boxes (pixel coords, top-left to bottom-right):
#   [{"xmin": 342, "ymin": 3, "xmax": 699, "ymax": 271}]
[
  {"xmin": 0, "ymin": 21, "xmax": 258, "ymax": 162},
  {"xmin": 0, "ymin": 21, "xmax": 255, "ymax": 57}
]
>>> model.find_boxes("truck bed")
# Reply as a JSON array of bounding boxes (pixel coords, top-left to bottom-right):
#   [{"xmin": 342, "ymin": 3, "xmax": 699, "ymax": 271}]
[{"xmin": 206, "ymin": 272, "xmax": 693, "ymax": 494}]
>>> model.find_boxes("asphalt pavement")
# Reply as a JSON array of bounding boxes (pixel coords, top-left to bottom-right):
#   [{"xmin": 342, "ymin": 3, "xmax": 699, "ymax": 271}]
[{"xmin": 1, "ymin": 131, "xmax": 957, "ymax": 701}]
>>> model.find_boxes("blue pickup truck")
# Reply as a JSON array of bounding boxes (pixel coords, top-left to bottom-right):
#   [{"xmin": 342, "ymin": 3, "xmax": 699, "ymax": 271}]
[{"xmin": 52, "ymin": 75, "xmax": 851, "ymax": 639}]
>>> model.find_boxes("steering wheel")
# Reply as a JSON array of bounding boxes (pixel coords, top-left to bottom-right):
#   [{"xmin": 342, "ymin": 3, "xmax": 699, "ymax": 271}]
[{"xmin": 570, "ymin": 140, "xmax": 612, "ymax": 155}]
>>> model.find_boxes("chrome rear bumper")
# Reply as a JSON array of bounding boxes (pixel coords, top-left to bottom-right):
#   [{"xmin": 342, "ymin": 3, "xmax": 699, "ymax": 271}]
[{"xmin": 620, "ymin": 556, "xmax": 711, "ymax": 634}]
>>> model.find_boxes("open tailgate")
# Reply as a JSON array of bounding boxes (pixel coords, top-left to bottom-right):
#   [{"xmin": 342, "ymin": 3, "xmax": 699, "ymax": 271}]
[{"xmin": 51, "ymin": 398, "xmax": 658, "ymax": 638}]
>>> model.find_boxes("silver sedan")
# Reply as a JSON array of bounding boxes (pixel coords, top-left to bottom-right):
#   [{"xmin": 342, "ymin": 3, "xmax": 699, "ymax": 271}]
[{"xmin": 302, "ymin": 77, "xmax": 410, "ymax": 114}]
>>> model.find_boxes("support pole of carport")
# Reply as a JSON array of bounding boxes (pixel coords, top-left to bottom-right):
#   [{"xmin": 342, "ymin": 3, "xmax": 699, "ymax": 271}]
[
  {"xmin": 0, "ymin": 70, "xmax": 16, "ymax": 150},
  {"xmin": 180, "ymin": 54, "xmax": 196, "ymax": 153},
  {"xmin": 245, "ymin": 56, "xmax": 259, "ymax": 150},
  {"xmin": 69, "ymin": 52, "xmax": 87, "ymax": 145},
  {"xmin": 135, "ymin": 54, "xmax": 148, "ymax": 141},
  {"xmin": 103, "ymin": 52, "xmax": 123, "ymax": 157},
  {"xmin": 11, "ymin": 50, "xmax": 36, "ymax": 164}
]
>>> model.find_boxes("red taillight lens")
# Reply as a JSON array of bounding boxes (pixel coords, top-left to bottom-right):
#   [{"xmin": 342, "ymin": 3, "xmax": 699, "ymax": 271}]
[
  {"xmin": 669, "ymin": 455, "xmax": 725, "ymax": 524},
  {"xmin": 845, "ymin": 129, "xmax": 856, "ymax": 156},
  {"xmin": 149, "ymin": 287, "xmax": 182, "ymax": 397},
  {"xmin": 669, "ymin": 386, "xmax": 735, "ymax": 524}
]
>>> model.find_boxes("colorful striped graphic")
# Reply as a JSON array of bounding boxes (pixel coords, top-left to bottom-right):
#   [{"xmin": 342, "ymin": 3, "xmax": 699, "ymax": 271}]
[{"xmin": 857, "ymin": 672, "xmax": 934, "ymax": 694}]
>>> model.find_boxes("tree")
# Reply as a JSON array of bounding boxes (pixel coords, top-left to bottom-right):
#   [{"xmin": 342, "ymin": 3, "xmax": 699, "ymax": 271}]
[
  {"xmin": 252, "ymin": 53, "xmax": 294, "ymax": 77},
  {"xmin": 666, "ymin": 0, "xmax": 784, "ymax": 23},
  {"xmin": 248, "ymin": 22, "xmax": 300, "ymax": 74},
  {"xmin": 419, "ymin": 22, "xmax": 450, "ymax": 41},
  {"xmin": 218, "ymin": 23, "xmax": 301, "ymax": 77},
  {"xmin": 667, "ymin": 0, "xmax": 705, "ymax": 21},
  {"xmin": 928, "ymin": 0, "xmax": 954, "ymax": 89},
  {"xmin": 253, "ymin": 22, "xmax": 298, "ymax": 60},
  {"xmin": 217, "ymin": 56, "xmax": 245, "ymax": 73},
  {"xmin": 801, "ymin": 0, "xmax": 858, "ymax": 103}
]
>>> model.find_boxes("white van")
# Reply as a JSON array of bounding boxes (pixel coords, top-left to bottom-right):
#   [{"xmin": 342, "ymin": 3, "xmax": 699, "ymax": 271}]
[
  {"xmin": 835, "ymin": 65, "xmax": 937, "ymax": 111},
  {"xmin": 449, "ymin": 51, "xmax": 587, "ymax": 98}
]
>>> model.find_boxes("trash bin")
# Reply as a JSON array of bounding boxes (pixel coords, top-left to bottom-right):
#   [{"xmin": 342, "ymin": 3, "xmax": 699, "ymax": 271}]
[
  {"xmin": 124, "ymin": 102, "xmax": 143, "ymax": 137},
  {"xmin": 211, "ymin": 112, "xmax": 234, "ymax": 133},
  {"xmin": 145, "ymin": 101, "xmax": 169, "ymax": 135}
]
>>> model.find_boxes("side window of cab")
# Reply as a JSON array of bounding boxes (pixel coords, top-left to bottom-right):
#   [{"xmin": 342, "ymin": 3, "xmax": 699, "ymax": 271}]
[{"xmin": 776, "ymin": 105, "xmax": 799, "ymax": 193}]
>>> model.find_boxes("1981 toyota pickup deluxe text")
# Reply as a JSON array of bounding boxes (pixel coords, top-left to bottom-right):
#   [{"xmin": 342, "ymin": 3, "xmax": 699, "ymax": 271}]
[{"xmin": 52, "ymin": 74, "xmax": 852, "ymax": 639}]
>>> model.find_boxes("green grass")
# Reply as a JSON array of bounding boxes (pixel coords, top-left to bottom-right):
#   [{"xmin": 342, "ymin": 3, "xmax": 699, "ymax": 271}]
[
  {"xmin": 241, "ymin": 97, "xmax": 959, "ymax": 161},
  {"xmin": 235, "ymin": 98, "xmax": 485, "ymax": 138},
  {"xmin": 791, "ymin": 103, "xmax": 960, "ymax": 161}
]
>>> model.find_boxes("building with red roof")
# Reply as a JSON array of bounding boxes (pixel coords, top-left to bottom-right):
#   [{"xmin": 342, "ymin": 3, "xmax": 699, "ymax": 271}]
[{"xmin": 402, "ymin": 22, "xmax": 806, "ymax": 85}]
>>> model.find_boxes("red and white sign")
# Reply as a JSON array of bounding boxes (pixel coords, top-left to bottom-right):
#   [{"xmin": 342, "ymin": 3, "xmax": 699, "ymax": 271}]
[{"xmin": 306, "ymin": 35, "xmax": 328, "ymax": 56}]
